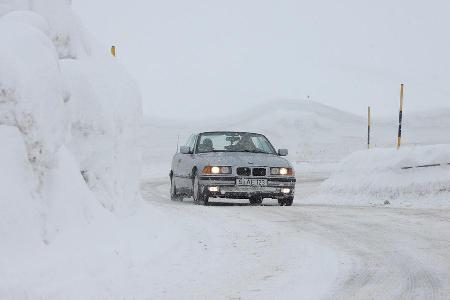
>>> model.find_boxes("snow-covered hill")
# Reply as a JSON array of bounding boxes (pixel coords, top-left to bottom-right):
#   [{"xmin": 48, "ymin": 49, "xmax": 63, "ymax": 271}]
[
  {"xmin": 142, "ymin": 99, "xmax": 365, "ymax": 179},
  {"xmin": 225, "ymin": 100, "xmax": 366, "ymax": 162},
  {"xmin": 142, "ymin": 99, "xmax": 450, "ymax": 179}
]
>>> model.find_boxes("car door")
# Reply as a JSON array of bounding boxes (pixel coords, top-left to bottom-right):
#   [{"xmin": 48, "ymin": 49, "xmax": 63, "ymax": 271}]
[
  {"xmin": 177, "ymin": 134, "xmax": 198, "ymax": 189},
  {"xmin": 172, "ymin": 135, "xmax": 192, "ymax": 190}
]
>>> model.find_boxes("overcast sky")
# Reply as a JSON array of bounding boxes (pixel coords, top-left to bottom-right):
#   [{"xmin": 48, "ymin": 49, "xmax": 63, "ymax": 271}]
[{"xmin": 73, "ymin": 0, "xmax": 450, "ymax": 119}]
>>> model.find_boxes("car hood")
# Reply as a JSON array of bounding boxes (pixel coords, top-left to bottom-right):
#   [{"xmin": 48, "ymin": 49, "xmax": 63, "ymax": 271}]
[{"xmin": 196, "ymin": 152, "xmax": 292, "ymax": 168}]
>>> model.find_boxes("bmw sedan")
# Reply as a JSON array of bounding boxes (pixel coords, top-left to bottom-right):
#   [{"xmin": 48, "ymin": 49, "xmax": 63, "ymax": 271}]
[{"xmin": 169, "ymin": 131, "xmax": 296, "ymax": 206}]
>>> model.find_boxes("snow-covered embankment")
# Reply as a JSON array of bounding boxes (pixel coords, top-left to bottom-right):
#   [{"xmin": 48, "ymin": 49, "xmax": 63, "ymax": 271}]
[
  {"xmin": 1, "ymin": 2, "xmax": 145, "ymax": 297},
  {"xmin": 312, "ymin": 144, "xmax": 450, "ymax": 207}
]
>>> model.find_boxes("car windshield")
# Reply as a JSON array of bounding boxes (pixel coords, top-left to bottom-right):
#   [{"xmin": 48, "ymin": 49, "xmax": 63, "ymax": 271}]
[{"xmin": 196, "ymin": 132, "xmax": 276, "ymax": 154}]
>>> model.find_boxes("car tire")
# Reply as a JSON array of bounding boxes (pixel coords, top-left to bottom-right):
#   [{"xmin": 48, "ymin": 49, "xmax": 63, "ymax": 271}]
[
  {"xmin": 278, "ymin": 197, "xmax": 293, "ymax": 206},
  {"xmin": 170, "ymin": 176, "xmax": 183, "ymax": 201},
  {"xmin": 192, "ymin": 173, "xmax": 209, "ymax": 206},
  {"xmin": 249, "ymin": 196, "xmax": 263, "ymax": 205}
]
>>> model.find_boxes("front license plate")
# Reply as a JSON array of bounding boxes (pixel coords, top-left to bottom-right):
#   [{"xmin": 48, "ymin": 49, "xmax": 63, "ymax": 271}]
[{"xmin": 236, "ymin": 178, "xmax": 268, "ymax": 186}]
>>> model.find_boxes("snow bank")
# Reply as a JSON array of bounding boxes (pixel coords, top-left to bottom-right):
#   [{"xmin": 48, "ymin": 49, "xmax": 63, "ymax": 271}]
[
  {"xmin": 62, "ymin": 57, "xmax": 142, "ymax": 212},
  {"xmin": 0, "ymin": 126, "xmax": 41, "ymax": 251},
  {"xmin": 0, "ymin": 0, "xmax": 142, "ymax": 253},
  {"xmin": 1, "ymin": 0, "xmax": 90, "ymax": 58},
  {"xmin": 0, "ymin": 16, "xmax": 67, "ymax": 175},
  {"xmin": 315, "ymin": 144, "xmax": 450, "ymax": 207},
  {"xmin": 1, "ymin": 1, "xmax": 144, "ymax": 297},
  {"xmin": 0, "ymin": 1, "xmax": 142, "ymax": 212}
]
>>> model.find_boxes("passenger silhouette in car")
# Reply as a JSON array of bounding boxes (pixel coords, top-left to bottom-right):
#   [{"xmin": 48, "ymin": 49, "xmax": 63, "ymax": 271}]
[{"xmin": 235, "ymin": 135, "xmax": 257, "ymax": 152}]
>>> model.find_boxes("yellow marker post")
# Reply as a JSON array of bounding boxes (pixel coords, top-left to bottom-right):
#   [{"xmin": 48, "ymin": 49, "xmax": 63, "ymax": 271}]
[
  {"xmin": 111, "ymin": 45, "xmax": 116, "ymax": 57},
  {"xmin": 368, "ymin": 106, "xmax": 371, "ymax": 149},
  {"xmin": 397, "ymin": 84, "xmax": 404, "ymax": 149}
]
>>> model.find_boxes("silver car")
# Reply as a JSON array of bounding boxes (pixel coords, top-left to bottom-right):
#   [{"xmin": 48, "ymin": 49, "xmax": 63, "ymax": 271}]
[{"xmin": 170, "ymin": 131, "xmax": 296, "ymax": 206}]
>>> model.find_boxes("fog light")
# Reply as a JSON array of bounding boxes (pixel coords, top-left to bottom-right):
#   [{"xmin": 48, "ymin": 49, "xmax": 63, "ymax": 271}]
[
  {"xmin": 281, "ymin": 188, "xmax": 290, "ymax": 194},
  {"xmin": 208, "ymin": 186, "xmax": 219, "ymax": 192},
  {"xmin": 220, "ymin": 166, "xmax": 231, "ymax": 174}
]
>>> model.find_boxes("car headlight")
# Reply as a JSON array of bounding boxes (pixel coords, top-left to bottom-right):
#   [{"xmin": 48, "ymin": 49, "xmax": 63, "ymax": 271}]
[
  {"xmin": 203, "ymin": 166, "xmax": 232, "ymax": 174},
  {"xmin": 271, "ymin": 167, "xmax": 294, "ymax": 176},
  {"xmin": 279, "ymin": 168, "xmax": 288, "ymax": 175}
]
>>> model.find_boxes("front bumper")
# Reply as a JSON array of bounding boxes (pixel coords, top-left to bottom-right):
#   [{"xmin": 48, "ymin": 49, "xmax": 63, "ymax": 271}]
[{"xmin": 199, "ymin": 175, "xmax": 296, "ymax": 199}]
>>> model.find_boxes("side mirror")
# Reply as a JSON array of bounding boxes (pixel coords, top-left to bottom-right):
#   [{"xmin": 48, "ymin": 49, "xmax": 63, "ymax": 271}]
[
  {"xmin": 278, "ymin": 149, "xmax": 288, "ymax": 156},
  {"xmin": 180, "ymin": 146, "xmax": 191, "ymax": 154}
]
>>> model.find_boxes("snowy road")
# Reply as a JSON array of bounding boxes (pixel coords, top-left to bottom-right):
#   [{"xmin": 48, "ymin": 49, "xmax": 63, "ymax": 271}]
[{"xmin": 141, "ymin": 176, "xmax": 450, "ymax": 299}]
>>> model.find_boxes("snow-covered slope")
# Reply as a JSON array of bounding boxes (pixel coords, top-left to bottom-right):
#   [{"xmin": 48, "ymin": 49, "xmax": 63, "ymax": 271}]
[
  {"xmin": 378, "ymin": 108, "xmax": 450, "ymax": 146},
  {"xmin": 143, "ymin": 99, "xmax": 450, "ymax": 179},
  {"xmin": 0, "ymin": 0, "xmax": 143, "ymax": 290},
  {"xmin": 0, "ymin": 126, "xmax": 41, "ymax": 250},
  {"xmin": 0, "ymin": 1, "xmax": 147, "ymax": 298},
  {"xmin": 142, "ymin": 99, "xmax": 367, "ymax": 180},
  {"xmin": 226, "ymin": 100, "xmax": 366, "ymax": 162},
  {"xmin": 225, "ymin": 99, "xmax": 450, "ymax": 161},
  {"xmin": 0, "ymin": 1, "xmax": 142, "ymax": 212}
]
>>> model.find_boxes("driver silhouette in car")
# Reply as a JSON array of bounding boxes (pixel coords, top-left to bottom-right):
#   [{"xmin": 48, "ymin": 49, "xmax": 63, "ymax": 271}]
[{"xmin": 199, "ymin": 138, "xmax": 214, "ymax": 152}]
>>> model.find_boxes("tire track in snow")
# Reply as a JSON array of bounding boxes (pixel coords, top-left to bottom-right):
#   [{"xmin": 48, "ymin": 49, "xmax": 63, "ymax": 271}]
[
  {"xmin": 141, "ymin": 178, "xmax": 450, "ymax": 299},
  {"xmin": 140, "ymin": 178, "xmax": 345, "ymax": 299},
  {"xmin": 264, "ymin": 205, "xmax": 449, "ymax": 299}
]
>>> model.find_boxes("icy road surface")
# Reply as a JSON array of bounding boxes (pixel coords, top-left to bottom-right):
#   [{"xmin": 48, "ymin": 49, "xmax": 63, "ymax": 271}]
[{"xmin": 141, "ymin": 174, "xmax": 450, "ymax": 300}]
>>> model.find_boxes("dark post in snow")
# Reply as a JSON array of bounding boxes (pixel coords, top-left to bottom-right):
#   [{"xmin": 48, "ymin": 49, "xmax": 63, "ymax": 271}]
[{"xmin": 397, "ymin": 84, "xmax": 404, "ymax": 149}]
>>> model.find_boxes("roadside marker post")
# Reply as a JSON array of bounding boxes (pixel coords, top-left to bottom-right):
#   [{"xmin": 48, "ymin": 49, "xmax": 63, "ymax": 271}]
[
  {"xmin": 111, "ymin": 45, "xmax": 116, "ymax": 57},
  {"xmin": 397, "ymin": 84, "xmax": 404, "ymax": 149},
  {"xmin": 368, "ymin": 106, "xmax": 371, "ymax": 149}
]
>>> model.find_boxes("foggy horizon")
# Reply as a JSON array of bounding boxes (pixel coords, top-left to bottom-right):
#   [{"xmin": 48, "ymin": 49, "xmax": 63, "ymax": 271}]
[{"xmin": 73, "ymin": 0, "xmax": 450, "ymax": 119}]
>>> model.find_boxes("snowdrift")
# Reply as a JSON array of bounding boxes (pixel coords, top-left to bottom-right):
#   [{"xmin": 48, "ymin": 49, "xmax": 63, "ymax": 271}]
[
  {"xmin": 0, "ymin": 0, "xmax": 142, "ymax": 257},
  {"xmin": 62, "ymin": 56, "xmax": 142, "ymax": 213},
  {"xmin": 316, "ymin": 144, "xmax": 450, "ymax": 207},
  {"xmin": 0, "ymin": 1, "xmax": 142, "ymax": 211},
  {"xmin": 0, "ymin": 126, "xmax": 41, "ymax": 250},
  {"xmin": 0, "ymin": 1, "xmax": 146, "ymax": 298}
]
